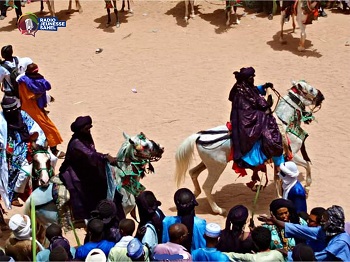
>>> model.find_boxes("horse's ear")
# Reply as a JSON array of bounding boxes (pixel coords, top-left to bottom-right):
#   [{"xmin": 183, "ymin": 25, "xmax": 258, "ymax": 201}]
[
  {"xmin": 30, "ymin": 132, "xmax": 39, "ymax": 142},
  {"xmin": 123, "ymin": 132, "xmax": 130, "ymax": 140}
]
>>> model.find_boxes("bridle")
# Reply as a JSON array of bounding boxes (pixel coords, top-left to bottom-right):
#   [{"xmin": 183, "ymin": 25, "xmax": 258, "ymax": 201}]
[{"xmin": 31, "ymin": 149, "xmax": 54, "ymax": 181}]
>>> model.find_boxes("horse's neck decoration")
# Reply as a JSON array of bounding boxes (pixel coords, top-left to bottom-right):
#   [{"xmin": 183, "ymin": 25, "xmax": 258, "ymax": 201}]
[
  {"xmin": 275, "ymin": 80, "xmax": 324, "ymax": 134},
  {"xmin": 108, "ymin": 132, "xmax": 164, "ymax": 200}
]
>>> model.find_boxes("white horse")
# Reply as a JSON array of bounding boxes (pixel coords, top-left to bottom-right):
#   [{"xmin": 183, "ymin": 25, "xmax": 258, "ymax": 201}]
[
  {"xmin": 175, "ymin": 80, "xmax": 324, "ymax": 215},
  {"xmin": 280, "ymin": 0, "xmax": 319, "ymax": 51},
  {"xmin": 41, "ymin": 0, "xmax": 83, "ymax": 17},
  {"xmin": 23, "ymin": 132, "xmax": 163, "ymax": 240}
]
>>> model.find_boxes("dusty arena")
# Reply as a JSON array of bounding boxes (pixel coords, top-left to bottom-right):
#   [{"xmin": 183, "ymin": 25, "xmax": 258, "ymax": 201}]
[{"xmin": 1, "ymin": 0, "xmax": 350, "ymax": 246}]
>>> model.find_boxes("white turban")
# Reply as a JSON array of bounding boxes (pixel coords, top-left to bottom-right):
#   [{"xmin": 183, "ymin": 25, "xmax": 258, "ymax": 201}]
[{"xmin": 9, "ymin": 214, "xmax": 32, "ymax": 240}]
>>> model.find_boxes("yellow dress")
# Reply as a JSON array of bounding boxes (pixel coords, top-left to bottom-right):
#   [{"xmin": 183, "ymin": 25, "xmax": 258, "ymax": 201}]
[{"xmin": 19, "ymin": 82, "xmax": 63, "ymax": 147}]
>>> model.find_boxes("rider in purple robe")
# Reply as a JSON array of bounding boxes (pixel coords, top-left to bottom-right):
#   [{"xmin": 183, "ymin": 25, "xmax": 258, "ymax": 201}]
[
  {"xmin": 59, "ymin": 116, "xmax": 116, "ymax": 222},
  {"xmin": 229, "ymin": 67, "xmax": 284, "ymax": 168}
]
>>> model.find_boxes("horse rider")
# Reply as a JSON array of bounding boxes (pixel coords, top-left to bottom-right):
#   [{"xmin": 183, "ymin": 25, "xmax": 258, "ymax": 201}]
[
  {"xmin": 0, "ymin": 96, "xmax": 46, "ymax": 207},
  {"xmin": 229, "ymin": 67, "xmax": 284, "ymax": 170},
  {"xmin": 17, "ymin": 62, "xmax": 65, "ymax": 159}
]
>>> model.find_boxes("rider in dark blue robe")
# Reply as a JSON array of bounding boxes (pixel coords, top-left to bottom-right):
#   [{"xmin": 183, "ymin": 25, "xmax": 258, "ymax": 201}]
[
  {"xmin": 229, "ymin": 67, "xmax": 284, "ymax": 168},
  {"xmin": 59, "ymin": 116, "xmax": 116, "ymax": 221}
]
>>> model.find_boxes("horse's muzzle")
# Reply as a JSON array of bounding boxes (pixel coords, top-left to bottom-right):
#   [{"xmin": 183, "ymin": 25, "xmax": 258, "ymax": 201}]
[{"xmin": 315, "ymin": 90, "xmax": 325, "ymax": 107}]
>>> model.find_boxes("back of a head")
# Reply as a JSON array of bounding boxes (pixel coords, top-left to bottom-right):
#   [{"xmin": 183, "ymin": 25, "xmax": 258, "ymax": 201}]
[
  {"xmin": 174, "ymin": 188, "xmax": 198, "ymax": 215},
  {"xmin": 251, "ymin": 226, "xmax": 271, "ymax": 251},
  {"xmin": 87, "ymin": 218, "xmax": 104, "ymax": 237},
  {"xmin": 46, "ymin": 223, "xmax": 62, "ymax": 241},
  {"xmin": 169, "ymin": 223, "xmax": 187, "ymax": 243},
  {"xmin": 1, "ymin": 45, "xmax": 13, "ymax": 60},
  {"xmin": 310, "ymin": 207, "xmax": 326, "ymax": 224},
  {"xmin": 49, "ymin": 236, "xmax": 73, "ymax": 260},
  {"xmin": 227, "ymin": 205, "xmax": 248, "ymax": 229},
  {"xmin": 136, "ymin": 191, "xmax": 161, "ymax": 215},
  {"xmin": 119, "ymin": 218, "xmax": 135, "ymax": 236},
  {"xmin": 292, "ymin": 243, "xmax": 315, "ymax": 261},
  {"xmin": 49, "ymin": 246, "xmax": 68, "ymax": 261}
]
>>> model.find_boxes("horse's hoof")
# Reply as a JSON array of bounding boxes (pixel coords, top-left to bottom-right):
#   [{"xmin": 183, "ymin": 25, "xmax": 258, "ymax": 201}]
[
  {"xmin": 298, "ymin": 46, "xmax": 306, "ymax": 52},
  {"xmin": 234, "ymin": 19, "xmax": 240, "ymax": 25},
  {"xmin": 106, "ymin": 23, "xmax": 111, "ymax": 27},
  {"xmin": 190, "ymin": 13, "xmax": 195, "ymax": 19},
  {"xmin": 116, "ymin": 22, "xmax": 120, "ymax": 28},
  {"xmin": 184, "ymin": 16, "xmax": 188, "ymax": 21},
  {"xmin": 128, "ymin": 9, "xmax": 133, "ymax": 14},
  {"xmin": 279, "ymin": 37, "xmax": 286, "ymax": 44}
]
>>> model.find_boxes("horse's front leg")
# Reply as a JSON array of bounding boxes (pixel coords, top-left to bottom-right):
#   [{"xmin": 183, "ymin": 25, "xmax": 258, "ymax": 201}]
[
  {"xmin": 40, "ymin": 0, "xmax": 44, "ymax": 12},
  {"xmin": 202, "ymin": 165, "xmax": 227, "ymax": 215},
  {"xmin": 298, "ymin": 23, "xmax": 306, "ymax": 51},
  {"xmin": 127, "ymin": 0, "xmax": 133, "ymax": 13},
  {"xmin": 184, "ymin": 0, "xmax": 189, "ymax": 21},
  {"xmin": 279, "ymin": 10, "xmax": 286, "ymax": 43},
  {"xmin": 189, "ymin": 162, "xmax": 206, "ymax": 197},
  {"xmin": 76, "ymin": 0, "xmax": 83, "ymax": 13},
  {"xmin": 114, "ymin": 0, "xmax": 120, "ymax": 28},
  {"xmin": 225, "ymin": 1, "xmax": 230, "ymax": 26},
  {"xmin": 293, "ymin": 154, "xmax": 311, "ymax": 196},
  {"xmin": 189, "ymin": 0, "xmax": 195, "ymax": 18},
  {"xmin": 106, "ymin": 7, "xmax": 112, "ymax": 26},
  {"xmin": 46, "ymin": 0, "xmax": 55, "ymax": 17}
]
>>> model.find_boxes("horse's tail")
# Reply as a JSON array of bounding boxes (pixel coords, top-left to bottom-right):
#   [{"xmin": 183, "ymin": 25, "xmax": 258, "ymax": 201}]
[
  {"xmin": 23, "ymin": 195, "xmax": 31, "ymax": 218},
  {"xmin": 175, "ymin": 133, "xmax": 200, "ymax": 187}
]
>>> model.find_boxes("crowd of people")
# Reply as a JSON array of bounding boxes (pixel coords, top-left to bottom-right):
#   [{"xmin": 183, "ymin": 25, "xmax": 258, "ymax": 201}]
[
  {"xmin": 1, "ymin": 188, "xmax": 349, "ymax": 261},
  {"xmin": 0, "ymin": 44, "xmax": 349, "ymax": 261}
]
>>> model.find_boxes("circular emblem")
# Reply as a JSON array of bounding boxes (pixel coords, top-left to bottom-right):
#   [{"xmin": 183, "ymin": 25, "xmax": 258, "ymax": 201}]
[{"xmin": 17, "ymin": 13, "xmax": 39, "ymax": 36}]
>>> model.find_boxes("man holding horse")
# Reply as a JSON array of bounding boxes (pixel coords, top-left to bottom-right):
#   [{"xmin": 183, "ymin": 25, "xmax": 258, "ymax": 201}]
[
  {"xmin": 59, "ymin": 115, "xmax": 117, "ymax": 223},
  {"xmin": 229, "ymin": 66, "xmax": 284, "ymax": 170}
]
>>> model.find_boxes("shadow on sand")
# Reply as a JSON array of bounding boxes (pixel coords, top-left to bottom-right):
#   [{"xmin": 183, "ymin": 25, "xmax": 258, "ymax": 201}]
[
  {"xmin": 94, "ymin": 11, "xmax": 130, "ymax": 33},
  {"xmin": 267, "ymin": 29, "xmax": 322, "ymax": 57},
  {"xmin": 164, "ymin": 1, "xmax": 200, "ymax": 28}
]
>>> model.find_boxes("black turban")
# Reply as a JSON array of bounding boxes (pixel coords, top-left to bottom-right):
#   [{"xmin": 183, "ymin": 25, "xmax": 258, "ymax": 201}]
[
  {"xmin": 70, "ymin": 115, "xmax": 92, "ymax": 133},
  {"xmin": 91, "ymin": 199, "xmax": 117, "ymax": 224},
  {"xmin": 233, "ymin": 67, "xmax": 255, "ymax": 81},
  {"xmin": 174, "ymin": 188, "xmax": 198, "ymax": 214},
  {"xmin": 1, "ymin": 45, "xmax": 13, "ymax": 59},
  {"xmin": 228, "ymin": 205, "xmax": 249, "ymax": 224}
]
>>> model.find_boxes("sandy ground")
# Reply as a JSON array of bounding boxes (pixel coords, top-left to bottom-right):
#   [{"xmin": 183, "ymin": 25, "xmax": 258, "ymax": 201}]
[{"xmin": 1, "ymin": 0, "xmax": 350, "ymax": 248}]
